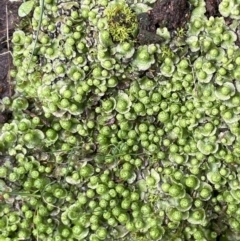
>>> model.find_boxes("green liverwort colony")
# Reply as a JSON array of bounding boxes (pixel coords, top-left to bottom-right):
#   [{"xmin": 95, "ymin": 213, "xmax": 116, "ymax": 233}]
[{"xmin": 1, "ymin": 0, "xmax": 240, "ymax": 240}]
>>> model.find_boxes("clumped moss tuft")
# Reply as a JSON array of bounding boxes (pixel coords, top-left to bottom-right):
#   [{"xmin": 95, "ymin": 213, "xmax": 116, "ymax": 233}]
[{"xmin": 104, "ymin": 1, "xmax": 138, "ymax": 43}]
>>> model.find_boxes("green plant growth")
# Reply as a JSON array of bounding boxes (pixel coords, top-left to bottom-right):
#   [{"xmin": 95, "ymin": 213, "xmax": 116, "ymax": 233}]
[
  {"xmin": 104, "ymin": 0, "xmax": 138, "ymax": 42},
  {"xmin": 1, "ymin": 0, "xmax": 240, "ymax": 240}
]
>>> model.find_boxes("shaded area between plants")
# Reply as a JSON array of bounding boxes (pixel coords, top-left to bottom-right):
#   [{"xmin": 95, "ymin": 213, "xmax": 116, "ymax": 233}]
[
  {"xmin": 137, "ymin": 0, "xmax": 225, "ymax": 45},
  {"xmin": 137, "ymin": 0, "xmax": 191, "ymax": 44},
  {"xmin": 0, "ymin": 0, "xmax": 20, "ymax": 123}
]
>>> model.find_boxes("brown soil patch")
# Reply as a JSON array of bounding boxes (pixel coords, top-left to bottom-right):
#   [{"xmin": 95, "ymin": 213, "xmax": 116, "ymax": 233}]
[
  {"xmin": 150, "ymin": 0, "xmax": 191, "ymax": 30},
  {"xmin": 137, "ymin": 0, "xmax": 224, "ymax": 45},
  {"xmin": 137, "ymin": 0, "xmax": 191, "ymax": 45},
  {"xmin": 205, "ymin": 0, "xmax": 222, "ymax": 17},
  {"xmin": 0, "ymin": 0, "xmax": 21, "ymax": 122}
]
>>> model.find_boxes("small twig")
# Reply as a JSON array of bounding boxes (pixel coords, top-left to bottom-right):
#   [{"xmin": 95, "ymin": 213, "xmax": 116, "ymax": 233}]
[
  {"xmin": 0, "ymin": 51, "xmax": 12, "ymax": 57},
  {"xmin": 6, "ymin": 4, "xmax": 12, "ymax": 96},
  {"xmin": 6, "ymin": 6, "xmax": 9, "ymax": 52}
]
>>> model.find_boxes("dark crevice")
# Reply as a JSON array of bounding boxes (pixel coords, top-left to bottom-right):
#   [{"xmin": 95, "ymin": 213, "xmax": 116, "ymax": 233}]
[
  {"xmin": 205, "ymin": 0, "xmax": 222, "ymax": 17},
  {"xmin": 137, "ymin": 0, "xmax": 191, "ymax": 45}
]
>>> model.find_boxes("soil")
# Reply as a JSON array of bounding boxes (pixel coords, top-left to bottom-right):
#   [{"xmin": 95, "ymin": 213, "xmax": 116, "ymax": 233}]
[
  {"xmin": 205, "ymin": 0, "xmax": 222, "ymax": 17},
  {"xmin": 137, "ymin": 0, "xmax": 224, "ymax": 45},
  {"xmin": 0, "ymin": 0, "xmax": 21, "ymax": 123},
  {"xmin": 150, "ymin": 0, "xmax": 191, "ymax": 30},
  {"xmin": 137, "ymin": 0, "xmax": 191, "ymax": 44}
]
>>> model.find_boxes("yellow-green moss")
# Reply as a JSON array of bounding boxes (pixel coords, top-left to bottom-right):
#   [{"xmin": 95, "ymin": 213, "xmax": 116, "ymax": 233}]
[{"xmin": 104, "ymin": 2, "xmax": 138, "ymax": 43}]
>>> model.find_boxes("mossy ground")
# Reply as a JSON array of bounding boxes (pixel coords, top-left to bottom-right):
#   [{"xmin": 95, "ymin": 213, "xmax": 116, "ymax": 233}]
[{"xmin": 0, "ymin": 1, "xmax": 239, "ymax": 241}]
